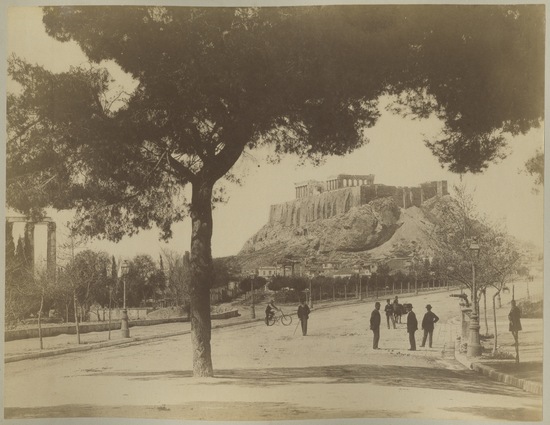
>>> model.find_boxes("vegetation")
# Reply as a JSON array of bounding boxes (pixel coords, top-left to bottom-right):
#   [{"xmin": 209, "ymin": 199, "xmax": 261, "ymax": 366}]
[
  {"xmin": 427, "ymin": 185, "xmax": 524, "ymax": 355},
  {"xmin": 7, "ymin": 5, "xmax": 543, "ymax": 376}
]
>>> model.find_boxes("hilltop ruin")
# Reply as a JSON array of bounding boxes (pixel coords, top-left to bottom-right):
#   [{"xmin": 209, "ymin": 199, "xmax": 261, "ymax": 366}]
[{"xmin": 268, "ymin": 174, "xmax": 448, "ymax": 227}]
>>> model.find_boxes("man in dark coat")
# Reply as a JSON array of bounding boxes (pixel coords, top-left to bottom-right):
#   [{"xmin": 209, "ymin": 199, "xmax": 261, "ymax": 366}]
[
  {"xmin": 420, "ymin": 304, "xmax": 439, "ymax": 348},
  {"xmin": 509, "ymin": 299, "xmax": 522, "ymax": 363},
  {"xmin": 406, "ymin": 303, "xmax": 418, "ymax": 351},
  {"xmin": 297, "ymin": 300, "xmax": 311, "ymax": 336},
  {"xmin": 384, "ymin": 299, "xmax": 396, "ymax": 329},
  {"xmin": 370, "ymin": 301, "xmax": 381, "ymax": 349}
]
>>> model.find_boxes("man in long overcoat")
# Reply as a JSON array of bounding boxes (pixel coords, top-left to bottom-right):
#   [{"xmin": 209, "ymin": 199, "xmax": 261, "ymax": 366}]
[
  {"xmin": 421, "ymin": 304, "xmax": 439, "ymax": 348},
  {"xmin": 370, "ymin": 301, "xmax": 381, "ymax": 349},
  {"xmin": 509, "ymin": 299, "xmax": 522, "ymax": 363},
  {"xmin": 297, "ymin": 300, "xmax": 311, "ymax": 336},
  {"xmin": 406, "ymin": 303, "xmax": 418, "ymax": 351}
]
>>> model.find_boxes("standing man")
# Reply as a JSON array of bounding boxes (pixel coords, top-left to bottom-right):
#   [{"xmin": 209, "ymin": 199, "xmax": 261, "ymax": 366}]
[
  {"xmin": 385, "ymin": 299, "xmax": 396, "ymax": 329},
  {"xmin": 420, "ymin": 304, "xmax": 439, "ymax": 348},
  {"xmin": 370, "ymin": 301, "xmax": 381, "ymax": 349},
  {"xmin": 406, "ymin": 303, "xmax": 418, "ymax": 351},
  {"xmin": 297, "ymin": 299, "xmax": 311, "ymax": 336},
  {"xmin": 508, "ymin": 299, "xmax": 522, "ymax": 363}
]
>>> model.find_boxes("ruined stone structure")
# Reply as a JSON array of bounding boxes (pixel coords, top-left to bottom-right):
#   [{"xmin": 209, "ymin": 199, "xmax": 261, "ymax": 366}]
[
  {"xmin": 295, "ymin": 174, "xmax": 375, "ymax": 199},
  {"xmin": 270, "ymin": 176, "xmax": 447, "ymax": 227},
  {"xmin": 6, "ymin": 217, "xmax": 57, "ymax": 278}
]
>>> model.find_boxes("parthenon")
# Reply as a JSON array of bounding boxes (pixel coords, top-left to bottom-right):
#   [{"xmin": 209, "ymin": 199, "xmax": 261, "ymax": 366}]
[
  {"xmin": 270, "ymin": 174, "xmax": 448, "ymax": 227},
  {"xmin": 295, "ymin": 174, "xmax": 375, "ymax": 199}
]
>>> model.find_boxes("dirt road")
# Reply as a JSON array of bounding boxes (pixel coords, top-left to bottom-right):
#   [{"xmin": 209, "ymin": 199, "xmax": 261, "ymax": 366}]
[{"xmin": 4, "ymin": 283, "xmax": 542, "ymax": 421}]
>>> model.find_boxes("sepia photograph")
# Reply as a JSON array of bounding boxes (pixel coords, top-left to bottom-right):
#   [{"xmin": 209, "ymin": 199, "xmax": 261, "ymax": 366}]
[{"xmin": 3, "ymin": 2, "xmax": 546, "ymax": 424}]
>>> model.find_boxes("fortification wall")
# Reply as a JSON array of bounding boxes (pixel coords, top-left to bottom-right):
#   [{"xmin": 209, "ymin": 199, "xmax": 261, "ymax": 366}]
[
  {"xmin": 268, "ymin": 180, "xmax": 447, "ymax": 227},
  {"xmin": 269, "ymin": 186, "xmax": 363, "ymax": 226}
]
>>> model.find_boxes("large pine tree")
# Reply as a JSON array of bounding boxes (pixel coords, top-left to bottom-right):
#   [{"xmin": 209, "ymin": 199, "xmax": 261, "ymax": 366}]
[{"xmin": 7, "ymin": 5, "xmax": 544, "ymax": 376}]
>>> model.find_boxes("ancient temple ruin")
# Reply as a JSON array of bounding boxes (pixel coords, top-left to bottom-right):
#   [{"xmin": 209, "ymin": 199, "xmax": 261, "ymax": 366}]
[
  {"xmin": 5, "ymin": 217, "xmax": 57, "ymax": 278},
  {"xmin": 269, "ymin": 175, "xmax": 448, "ymax": 227}
]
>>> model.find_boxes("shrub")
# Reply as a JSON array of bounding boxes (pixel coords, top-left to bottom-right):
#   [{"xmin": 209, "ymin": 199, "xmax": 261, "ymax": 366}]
[
  {"xmin": 273, "ymin": 289, "xmax": 303, "ymax": 304},
  {"xmin": 486, "ymin": 350, "xmax": 515, "ymax": 360},
  {"xmin": 518, "ymin": 300, "xmax": 543, "ymax": 319}
]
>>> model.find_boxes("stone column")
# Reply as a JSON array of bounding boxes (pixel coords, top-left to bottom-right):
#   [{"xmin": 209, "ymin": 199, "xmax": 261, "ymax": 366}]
[
  {"xmin": 6, "ymin": 221, "xmax": 14, "ymax": 255},
  {"xmin": 24, "ymin": 222, "xmax": 35, "ymax": 272},
  {"xmin": 47, "ymin": 221, "xmax": 57, "ymax": 280}
]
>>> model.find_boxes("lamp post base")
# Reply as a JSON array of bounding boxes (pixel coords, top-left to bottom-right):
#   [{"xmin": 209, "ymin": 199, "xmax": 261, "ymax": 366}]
[
  {"xmin": 467, "ymin": 313, "xmax": 482, "ymax": 357},
  {"xmin": 121, "ymin": 309, "xmax": 130, "ymax": 338}
]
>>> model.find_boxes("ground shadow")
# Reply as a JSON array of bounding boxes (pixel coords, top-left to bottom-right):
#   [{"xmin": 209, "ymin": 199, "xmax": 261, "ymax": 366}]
[{"xmin": 83, "ymin": 363, "xmax": 535, "ymax": 398}]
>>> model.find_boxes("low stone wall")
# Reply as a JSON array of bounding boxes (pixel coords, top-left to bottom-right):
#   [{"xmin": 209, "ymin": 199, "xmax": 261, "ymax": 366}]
[
  {"xmin": 89, "ymin": 307, "xmax": 153, "ymax": 321},
  {"xmin": 211, "ymin": 310, "xmax": 240, "ymax": 320},
  {"xmin": 5, "ymin": 310, "xmax": 240, "ymax": 341},
  {"xmin": 5, "ymin": 317, "xmax": 189, "ymax": 341}
]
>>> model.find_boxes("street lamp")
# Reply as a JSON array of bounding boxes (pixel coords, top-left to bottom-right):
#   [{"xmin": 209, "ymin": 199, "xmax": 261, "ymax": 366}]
[
  {"xmin": 467, "ymin": 238, "xmax": 481, "ymax": 357},
  {"xmin": 107, "ymin": 284, "xmax": 112, "ymax": 340},
  {"xmin": 250, "ymin": 274, "xmax": 256, "ymax": 319},
  {"xmin": 120, "ymin": 260, "xmax": 130, "ymax": 338},
  {"xmin": 364, "ymin": 269, "xmax": 371, "ymax": 299}
]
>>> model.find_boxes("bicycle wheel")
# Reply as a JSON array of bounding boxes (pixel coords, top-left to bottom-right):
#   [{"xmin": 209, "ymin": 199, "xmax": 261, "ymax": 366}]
[
  {"xmin": 281, "ymin": 314, "xmax": 292, "ymax": 326},
  {"xmin": 266, "ymin": 315, "xmax": 276, "ymax": 326}
]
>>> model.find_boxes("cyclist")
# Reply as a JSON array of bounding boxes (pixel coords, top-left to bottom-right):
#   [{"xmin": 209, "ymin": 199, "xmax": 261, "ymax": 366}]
[{"xmin": 265, "ymin": 300, "xmax": 279, "ymax": 325}]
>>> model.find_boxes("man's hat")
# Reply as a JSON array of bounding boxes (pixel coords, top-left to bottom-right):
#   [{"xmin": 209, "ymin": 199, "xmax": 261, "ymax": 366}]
[
  {"xmin": 406, "ymin": 303, "xmax": 413, "ymax": 309},
  {"xmin": 426, "ymin": 304, "xmax": 432, "ymax": 310}
]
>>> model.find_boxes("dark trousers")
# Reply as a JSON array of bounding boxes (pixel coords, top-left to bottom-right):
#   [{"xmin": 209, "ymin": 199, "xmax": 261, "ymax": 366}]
[
  {"xmin": 301, "ymin": 318, "xmax": 308, "ymax": 336},
  {"xmin": 408, "ymin": 331, "xmax": 416, "ymax": 350},
  {"xmin": 421, "ymin": 329, "xmax": 433, "ymax": 347},
  {"xmin": 372, "ymin": 328, "xmax": 380, "ymax": 349}
]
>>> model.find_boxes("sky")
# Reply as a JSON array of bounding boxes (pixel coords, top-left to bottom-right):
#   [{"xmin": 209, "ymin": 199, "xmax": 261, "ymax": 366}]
[{"xmin": 5, "ymin": 6, "xmax": 545, "ymax": 266}]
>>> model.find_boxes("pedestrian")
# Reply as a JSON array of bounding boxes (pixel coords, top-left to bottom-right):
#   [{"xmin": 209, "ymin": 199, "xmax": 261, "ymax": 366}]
[
  {"xmin": 406, "ymin": 303, "xmax": 417, "ymax": 351},
  {"xmin": 265, "ymin": 299, "xmax": 279, "ymax": 325},
  {"xmin": 509, "ymin": 299, "xmax": 522, "ymax": 363},
  {"xmin": 370, "ymin": 301, "xmax": 381, "ymax": 349},
  {"xmin": 420, "ymin": 304, "xmax": 439, "ymax": 348},
  {"xmin": 384, "ymin": 299, "xmax": 396, "ymax": 329},
  {"xmin": 297, "ymin": 299, "xmax": 311, "ymax": 336}
]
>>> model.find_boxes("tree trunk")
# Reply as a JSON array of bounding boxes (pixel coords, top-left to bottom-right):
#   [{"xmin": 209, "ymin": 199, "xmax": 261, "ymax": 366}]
[
  {"xmin": 483, "ymin": 290, "xmax": 489, "ymax": 336},
  {"xmin": 38, "ymin": 288, "xmax": 44, "ymax": 350},
  {"xmin": 492, "ymin": 291, "xmax": 499, "ymax": 354},
  {"xmin": 189, "ymin": 181, "xmax": 214, "ymax": 377},
  {"xmin": 73, "ymin": 289, "xmax": 80, "ymax": 344}
]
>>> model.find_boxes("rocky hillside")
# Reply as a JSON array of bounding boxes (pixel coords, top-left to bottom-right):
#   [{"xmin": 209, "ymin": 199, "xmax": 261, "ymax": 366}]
[{"xmin": 232, "ymin": 195, "xmax": 454, "ymax": 272}]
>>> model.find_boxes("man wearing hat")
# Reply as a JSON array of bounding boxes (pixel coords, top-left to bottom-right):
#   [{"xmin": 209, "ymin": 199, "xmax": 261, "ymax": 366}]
[
  {"xmin": 406, "ymin": 303, "xmax": 418, "ymax": 351},
  {"xmin": 421, "ymin": 304, "xmax": 439, "ymax": 348},
  {"xmin": 370, "ymin": 301, "xmax": 382, "ymax": 349}
]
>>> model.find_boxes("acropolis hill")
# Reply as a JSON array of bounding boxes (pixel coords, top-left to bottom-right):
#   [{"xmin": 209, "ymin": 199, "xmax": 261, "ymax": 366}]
[
  {"xmin": 238, "ymin": 174, "xmax": 450, "ymax": 266},
  {"xmin": 268, "ymin": 174, "xmax": 448, "ymax": 227}
]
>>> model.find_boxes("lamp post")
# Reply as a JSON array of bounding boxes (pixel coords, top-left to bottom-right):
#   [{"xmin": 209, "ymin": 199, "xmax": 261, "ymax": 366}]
[
  {"xmin": 250, "ymin": 274, "xmax": 256, "ymax": 319},
  {"xmin": 359, "ymin": 271, "xmax": 363, "ymax": 301},
  {"xmin": 467, "ymin": 238, "xmax": 481, "ymax": 357},
  {"xmin": 364, "ymin": 269, "xmax": 371, "ymax": 299},
  {"xmin": 120, "ymin": 260, "xmax": 130, "ymax": 338},
  {"xmin": 107, "ymin": 284, "xmax": 112, "ymax": 340},
  {"xmin": 309, "ymin": 276, "xmax": 313, "ymax": 309}
]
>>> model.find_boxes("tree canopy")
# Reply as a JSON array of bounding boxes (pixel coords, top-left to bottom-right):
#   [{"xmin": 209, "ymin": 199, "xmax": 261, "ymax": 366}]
[
  {"xmin": 8, "ymin": 5, "xmax": 544, "ymax": 236},
  {"xmin": 7, "ymin": 5, "xmax": 544, "ymax": 376}
]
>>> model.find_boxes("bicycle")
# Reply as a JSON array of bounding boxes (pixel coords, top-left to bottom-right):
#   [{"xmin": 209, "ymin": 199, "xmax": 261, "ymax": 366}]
[{"xmin": 266, "ymin": 310, "xmax": 293, "ymax": 326}]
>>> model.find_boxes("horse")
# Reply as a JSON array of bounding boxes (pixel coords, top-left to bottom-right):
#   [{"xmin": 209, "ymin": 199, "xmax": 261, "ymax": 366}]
[{"xmin": 393, "ymin": 302, "xmax": 404, "ymax": 324}]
